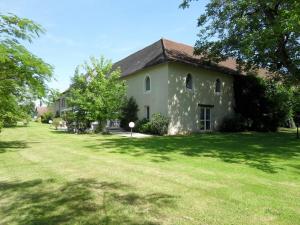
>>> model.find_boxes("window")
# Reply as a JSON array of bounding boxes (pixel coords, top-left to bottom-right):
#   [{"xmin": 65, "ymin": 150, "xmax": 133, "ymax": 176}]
[
  {"xmin": 145, "ymin": 106, "xmax": 150, "ymax": 120},
  {"xmin": 145, "ymin": 76, "xmax": 150, "ymax": 92},
  {"xmin": 215, "ymin": 79, "xmax": 221, "ymax": 93},
  {"xmin": 186, "ymin": 74, "xmax": 193, "ymax": 90},
  {"xmin": 200, "ymin": 107, "xmax": 211, "ymax": 131}
]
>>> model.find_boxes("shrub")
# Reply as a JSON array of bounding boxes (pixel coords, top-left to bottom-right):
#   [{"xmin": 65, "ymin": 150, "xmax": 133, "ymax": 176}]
[
  {"xmin": 134, "ymin": 118, "xmax": 149, "ymax": 132},
  {"xmin": 52, "ymin": 118, "xmax": 63, "ymax": 130},
  {"xmin": 148, "ymin": 113, "xmax": 169, "ymax": 135},
  {"xmin": 63, "ymin": 111, "xmax": 76, "ymax": 132},
  {"xmin": 41, "ymin": 112, "xmax": 54, "ymax": 123},
  {"xmin": 220, "ymin": 114, "xmax": 246, "ymax": 132},
  {"xmin": 120, "ymin": 97, "xmax": 139, "ymax": 131},
  {"xmin": 62, "ymin": 110, "xmax": 91, "ymax": 133},
  {"xmin": 35, "ymin": 117, "xmax": 41, "ymax": 123},
  {"xmin": 135, "ymin": 114, "xmax": 169, "ymax": 135},
  {"xmin": 3, "ymin": 112, "xmax": 18, "ymax": 127},
  {"xmin": 21, "ymin": 115, "xmax": 31, "ymax": 126}
]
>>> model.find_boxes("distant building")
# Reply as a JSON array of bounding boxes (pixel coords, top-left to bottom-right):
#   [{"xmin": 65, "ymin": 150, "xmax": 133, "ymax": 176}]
[
  {"xmin": 35, "ymin": 106, "xmax": 49, "ymax": 117},
  {"xmin": 52, "ymin": 90, "xmax": 70, "ymax": 117}
]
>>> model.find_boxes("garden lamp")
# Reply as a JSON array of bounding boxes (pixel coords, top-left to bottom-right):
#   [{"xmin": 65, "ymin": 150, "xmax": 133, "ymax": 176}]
[{"xmin": 129, "ymin": 122, "xmax": 135, "ymax": 137}]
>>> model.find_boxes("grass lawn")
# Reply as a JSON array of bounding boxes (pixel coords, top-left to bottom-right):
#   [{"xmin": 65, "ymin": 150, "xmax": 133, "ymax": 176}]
[{"xmin": 0, "ymin": 123, "xmax": 299, "ymax": 225}]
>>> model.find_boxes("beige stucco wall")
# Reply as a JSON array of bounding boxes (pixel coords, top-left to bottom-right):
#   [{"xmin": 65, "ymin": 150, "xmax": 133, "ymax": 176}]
[
  {"xmin": 123, "ymin": 63, "xmax": 169, "ymax": 119},
  {"xmin": 167, "ymin": 62, "xmax": 235, "ymax": 134},
  {"xmin": 123, "ymin": 62, "xmax": 235, "ymax": 134}
]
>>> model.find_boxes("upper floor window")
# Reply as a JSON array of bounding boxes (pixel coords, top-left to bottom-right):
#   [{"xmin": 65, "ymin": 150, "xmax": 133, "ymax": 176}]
[
  {"xmin": 215, "ymin": 79, "xmax": 221, "ymax": 93},
  {"xmin": 186, "ymin": 73, "xmax": 193, "ymax": 90},
  {"xmin": 145, "ymin": 76, "xmax": 151, "ymax": 92}
]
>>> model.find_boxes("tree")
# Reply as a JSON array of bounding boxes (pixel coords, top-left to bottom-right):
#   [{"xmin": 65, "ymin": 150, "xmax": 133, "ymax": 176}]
[
  {"xmin": 234, "ymin": 75, "xmax": 294, "ymax": 131},
  {"xmin": 293, "ymin": 86, "xmax": 300, "ymax": 138},
  {"xmin": 67, "ymin": 56, "xmax": 126, "ymax": 133},
  {"xmin": 66, "ymin": 67, "xmax": 92, "ymax": 132},
  {"xmin": 180, "ymin": 0, "xmax": 300, "ymax": 83},
  {"xmin": 120, "ymin": 97, "xmax": 139, "ymax": 131},
  {"xmin": 44, "ymin": 88, "xmax": 60, "ymax": 107},
  {"xmin": 0, "ymin": 13, "xmax": 53, "ymax": 130}
]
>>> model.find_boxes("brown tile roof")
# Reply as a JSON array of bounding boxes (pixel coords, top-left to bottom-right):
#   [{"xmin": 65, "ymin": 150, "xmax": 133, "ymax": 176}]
[{"xmin": 113, "ymin": 38, "xmax": 258, "ymax": 78}]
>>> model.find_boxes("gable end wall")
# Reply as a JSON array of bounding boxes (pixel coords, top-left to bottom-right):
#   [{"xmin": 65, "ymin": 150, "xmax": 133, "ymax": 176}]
[{"xmin": 167, "ymin": 62, "xmax": 235, "ymax": 134}]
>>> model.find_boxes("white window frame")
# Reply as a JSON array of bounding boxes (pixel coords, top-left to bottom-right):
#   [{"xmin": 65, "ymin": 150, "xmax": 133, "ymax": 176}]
[
  {"xmin": 199, "ymin": 106, "xmax": 212, "ymax": 131},
  {"xmin": 144, "ymin": 75, "xmax": 151, "ymax": 93}
]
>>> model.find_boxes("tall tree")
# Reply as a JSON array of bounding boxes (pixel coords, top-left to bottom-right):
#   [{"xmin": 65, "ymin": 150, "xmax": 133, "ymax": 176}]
[
  {"xmin": 180, "ymin": 0, "xmax": 300, "ymax": 83},
  {"xmin": 44, "ymin": 88, "xmax": 60, "ymax": 107},
  {"xmin": 0, "ymin": 13, "xmax": 52, "ymax": 129},
  {"xmin": 67, "ymin": 56, "xmax": 126, "ymax": 132}
]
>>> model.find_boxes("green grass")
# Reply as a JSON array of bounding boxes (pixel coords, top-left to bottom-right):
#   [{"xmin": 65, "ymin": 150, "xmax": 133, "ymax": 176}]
[{"xmin": 0, "ymin": 123, "xmax": 299, "ymax": 225}]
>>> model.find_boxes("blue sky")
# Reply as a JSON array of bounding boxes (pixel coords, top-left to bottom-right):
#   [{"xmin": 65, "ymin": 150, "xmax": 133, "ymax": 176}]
[{"xmin": 1, "ymin": 0, "xmax": 209, "ymax": 91}]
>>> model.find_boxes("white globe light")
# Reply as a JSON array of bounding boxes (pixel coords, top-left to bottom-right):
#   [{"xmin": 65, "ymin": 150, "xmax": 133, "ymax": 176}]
[
  {"xmin": 49, "ymin": 120, "xmax": 53, "ymax": 124},
  {"xmin": 129, "ymin": 122, "xmax": 135, "ymax": 128}
]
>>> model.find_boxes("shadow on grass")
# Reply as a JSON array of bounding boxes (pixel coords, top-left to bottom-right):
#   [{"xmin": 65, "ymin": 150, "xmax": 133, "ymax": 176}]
[
  {"xmin": 0, "ymin": 178, "xmax": 177, "ymax": 225},
  {"xmin": 50, "ymin": 130, "xmax": 69, "ymax": 135},
  {"xmin": 0, "ymin": 141, "xmax": 28, "ymax": 153},
  {"xmin": 86, "ymin": 131, "xmax": 300, "ymax": 173}
]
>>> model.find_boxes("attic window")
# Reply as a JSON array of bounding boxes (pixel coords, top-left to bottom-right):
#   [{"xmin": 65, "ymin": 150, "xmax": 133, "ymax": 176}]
[
  {"xmin": 215, "ymin": 79, "xmax": 221, "ymax": 93},
  {"xmin": 145, "ymin": 76, "xmax": 151, "ymax": 92},
  {"xmin": 186, "ymin": 74, "xmax": 193, "ymax": 90}
]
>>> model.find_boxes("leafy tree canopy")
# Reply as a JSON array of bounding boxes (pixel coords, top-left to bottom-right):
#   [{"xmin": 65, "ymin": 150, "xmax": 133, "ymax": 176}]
[
  {"xmin": 44, "ymin": 88, "xmax": 60, "ymax": 107},
  {"xmin": 120, "ymin": 97, "xmax": 139, "ymax": 131},
  {"xmin": 234, "ymin": 75, "xmax": 294, "ymax": 131},
  {"xmin": 180, "ymin": 0, "xmax": 300, "ymax": 83},
  {"xmin": 0, "ymin": 13, "xmax": 53, "ymax": 129},
  {"xmin": 67, "ymin": 56, "xmax": 126, "ymax": 132}
]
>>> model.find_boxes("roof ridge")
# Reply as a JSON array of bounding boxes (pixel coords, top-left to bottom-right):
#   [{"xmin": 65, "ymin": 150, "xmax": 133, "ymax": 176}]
[
  {"xmin": 113, "ymin": 39, "xmax": 162, "ymax": 65},
  {"xmin": 161, "ymin": 38, "xmax": 194, "ymax": 49},
  {"xmin": 160, "ymin": 38, "xmax": 167, "ymax": 61}
]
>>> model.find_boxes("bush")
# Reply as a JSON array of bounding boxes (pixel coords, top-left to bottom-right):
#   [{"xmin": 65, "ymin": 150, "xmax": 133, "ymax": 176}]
[
  {"xmin": 220, "ymin": 114, "xmax": 246, "ymax": 132},
  {"xmin": 52, "ymin": 118, "xmax": 63, "ymax": 130},
  {"xmin": 62, "ymin": 110, "xmax": 91, "ymax": 133},
  {"xmin": 3, "ymin": 112, "xmax": 18, "ymax": 127},
  {"xmin": 35, "ymin": 117, "xmax": 41, "ymax": 123},
  {"xmin": 63, "ymin": 111, "xmax": 76, "ymax": 132},
  {"xmin": 134, "ymin": 118, "xmax": 149, "ymax": 132},
  {"xmin": 41, "ymin": 112, "xmax": 54, "ymax": 123},
  {"xmin": 148, "ymin": 113, "xmax": 169, "ymax": 135},
  {"xmin": 135, "ymin": 113, "xmax": 169, "ymax": 135},
  {"xmin": 21, "ymin": 115, "xmax": 31, "ymax": 126},
  {"xmin": 120, "ymin": 97, "xmax": 139, "ymax": 131}
]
